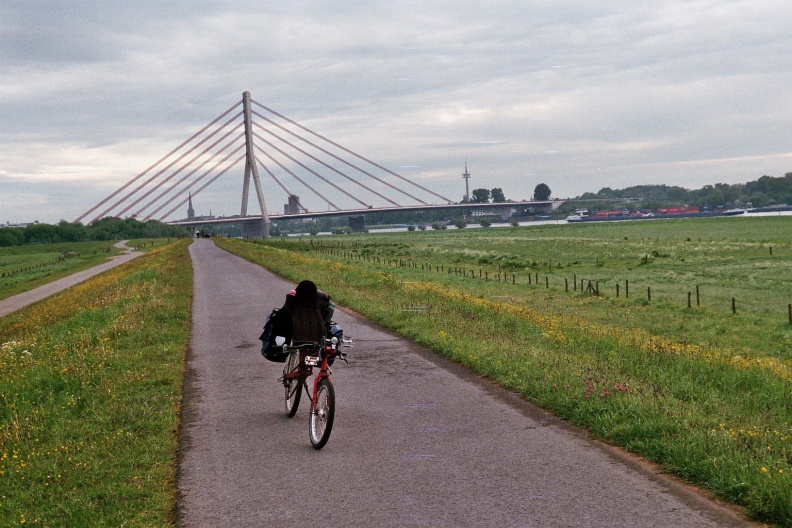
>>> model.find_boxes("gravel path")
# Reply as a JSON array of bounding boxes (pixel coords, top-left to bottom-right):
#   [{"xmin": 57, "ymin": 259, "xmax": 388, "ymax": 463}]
[
  {"xmin": 0, "ymin": 240, "xmax": 143, "ymax": 318},
  {"xmin": 178, "ymin": 238, "xmax": 754, "ymax": 527}
]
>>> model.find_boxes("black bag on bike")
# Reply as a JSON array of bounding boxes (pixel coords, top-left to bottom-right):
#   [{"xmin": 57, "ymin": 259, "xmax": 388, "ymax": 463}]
[{"xmin": 259, "ymin": 308, "xmax": 293, "ymax": 362}]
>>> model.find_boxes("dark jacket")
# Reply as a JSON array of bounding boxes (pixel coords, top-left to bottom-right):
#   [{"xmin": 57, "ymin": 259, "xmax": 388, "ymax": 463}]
[{"xmin": 287, "ymin": 295, "xmax": 326, "ymax": 345}]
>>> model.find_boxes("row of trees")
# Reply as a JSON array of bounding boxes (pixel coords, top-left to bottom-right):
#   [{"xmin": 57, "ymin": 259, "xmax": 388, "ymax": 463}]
[
  {"xmin": 465, "ymin": 173, "xmax": 792, "ymax": 210},
  {"xmin": 578, "ymin": 172, "xmax": 792, "ymax": 210},
  {"xmin": 466, "ymin": 184, "xmax": 552, "ymax": 203},
  {"xmin": 0, "ymin": 218, "xmax": 189, "ymax": 247},
  {"xmin": 468, "ymin": 187, "xmax": 506, "ymax": 203}
]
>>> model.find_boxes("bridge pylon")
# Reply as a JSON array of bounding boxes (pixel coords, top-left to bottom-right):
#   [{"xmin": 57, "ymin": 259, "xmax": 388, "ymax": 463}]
[{"xmin": 241, "ymin": 91, "xmax": 270, "ymax": 237}]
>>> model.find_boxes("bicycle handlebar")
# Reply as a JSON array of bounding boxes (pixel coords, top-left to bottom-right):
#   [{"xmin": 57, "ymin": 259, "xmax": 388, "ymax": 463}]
[{"xmin": 283, "ymin": 342, "xmax": 319, "ymax": 351}]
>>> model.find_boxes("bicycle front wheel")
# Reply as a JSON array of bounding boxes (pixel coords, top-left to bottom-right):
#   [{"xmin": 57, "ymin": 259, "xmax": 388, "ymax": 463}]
[
  {"xmin": 283, "ymin": 351, "xmax": 302, "ymax": 417},
  {"xmin": 309, "ymin": 378, "xmax": 335, "ymax": 449}
]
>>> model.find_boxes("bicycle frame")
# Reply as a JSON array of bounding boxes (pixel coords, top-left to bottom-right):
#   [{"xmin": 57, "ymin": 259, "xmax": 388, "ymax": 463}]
[
  {"xmin": 283, "ymin": 337, "xmax": 341, "ymax": 409},
  {"xmin": 281, "ymin": 335, "xmax": 349, "ymax": 449},
  {"xmin": 307, "ymin": 345, "xmax": 333, "ymax": 412}
]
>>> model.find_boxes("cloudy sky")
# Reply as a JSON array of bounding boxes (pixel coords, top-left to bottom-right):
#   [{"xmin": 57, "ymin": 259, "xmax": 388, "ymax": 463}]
[{"xmin": 2, "ymin": 0, "xmax": 791, "ymax": 224}]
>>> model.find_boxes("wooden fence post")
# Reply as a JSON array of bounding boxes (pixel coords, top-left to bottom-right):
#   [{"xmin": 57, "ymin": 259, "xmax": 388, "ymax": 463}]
[
  {"xmin": 647, "ymin": 287, "xmax": 651, "ymax": 302},
  {"xmin": 732, "ymin": 298, "xmax": 737, "ymax": 314}
]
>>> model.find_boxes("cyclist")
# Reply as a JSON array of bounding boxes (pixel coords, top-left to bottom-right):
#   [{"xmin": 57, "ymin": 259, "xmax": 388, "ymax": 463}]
[
  {"xmin": 283, "ymin": 280, "xmax": 331, "ymax": 345},
  {"xmin": 279, "ymin": 280, "xmax": 346, "ymax": 449}
]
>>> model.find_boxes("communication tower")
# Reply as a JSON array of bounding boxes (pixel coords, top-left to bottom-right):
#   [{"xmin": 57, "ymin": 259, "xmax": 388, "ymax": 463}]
[{"xmin": 462, "ymin": 163, "xmax": 471, "ymax": 202}]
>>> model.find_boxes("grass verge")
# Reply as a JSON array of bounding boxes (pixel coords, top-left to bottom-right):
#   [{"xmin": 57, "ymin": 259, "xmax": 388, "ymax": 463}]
[
  {"xmin": 0, "ymin": 239, "xmax": 192, "ymax": 527},
  {"xmin": 0, "ymin": 242, "xmax": 126, "ymax": 301},
  {"xmin": 216, "ymin": 235, "xmax": 791, "ymax": 527}
]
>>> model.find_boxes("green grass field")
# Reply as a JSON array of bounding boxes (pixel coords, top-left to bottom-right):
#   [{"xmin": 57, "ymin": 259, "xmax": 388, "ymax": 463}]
[
  {"xmin": 0, "ymin": 239, "xmax": 173, "ymax": 302},
  {"xmin": 0, "ymin": 240, "xmax": 191, "ymax": 527},
  {"xmin": 216, "ymin": 216, "xmax": 792, "ymax": 526},
  {"xmin": 1, "ymin": 219, "xmax": 789, "ymax": 526},
  {"xmin": 0, "ymin": 241, "xmax": 122, "ymax": 301},
  {"xmin": 296, "ymin": 216, "xmax": 792, "ymax": 360}
]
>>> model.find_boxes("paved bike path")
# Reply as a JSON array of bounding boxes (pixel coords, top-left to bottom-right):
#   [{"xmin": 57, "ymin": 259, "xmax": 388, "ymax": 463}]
[
  {"xmin": 0, "ymin": 241, "xmax": 143, "ymax": 319},
  {"xmin": 178, "ymin": 238, "xmax": 752, "ymax": 527}
]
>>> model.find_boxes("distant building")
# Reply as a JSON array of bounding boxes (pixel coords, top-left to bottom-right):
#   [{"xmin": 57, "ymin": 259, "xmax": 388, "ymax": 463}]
[
  {"xmin": 284, "ymin": 195, "xmax": 302, "ymax": 215},
  {"xmin": 1, "ymin": 220, "xmax": 39, "ymax": 228}
]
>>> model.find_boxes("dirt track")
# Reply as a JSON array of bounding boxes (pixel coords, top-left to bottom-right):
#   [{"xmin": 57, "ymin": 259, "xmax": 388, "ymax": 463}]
[{"xmin": 177, "ymin": 238, "xmax": 754, "ymax": 527}]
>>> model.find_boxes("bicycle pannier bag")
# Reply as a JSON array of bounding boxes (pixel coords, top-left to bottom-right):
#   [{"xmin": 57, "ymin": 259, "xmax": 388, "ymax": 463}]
[{"xmin": 259, "ymin": 308, "xmax": 292, "ymax": 362}]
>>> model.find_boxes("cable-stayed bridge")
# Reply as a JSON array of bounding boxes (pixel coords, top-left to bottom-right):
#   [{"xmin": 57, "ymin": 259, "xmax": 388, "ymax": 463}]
[{"xmin": 75, "ymin": 92, "xmax": 561, "ymax": 236}]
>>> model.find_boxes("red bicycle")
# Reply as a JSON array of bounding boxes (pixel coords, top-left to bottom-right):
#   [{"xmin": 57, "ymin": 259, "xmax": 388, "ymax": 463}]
[{"xmin": 281, "ymin": 336, "xmax": 350, "ymax": 449}]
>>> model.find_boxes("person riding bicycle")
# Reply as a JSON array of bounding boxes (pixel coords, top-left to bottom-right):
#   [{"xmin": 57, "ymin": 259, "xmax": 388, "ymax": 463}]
[
  {"xmin": 279, "ymin": 280, "xmax": 345, "ymax": 449},
  {"xmin": 283, "ymin": 280, "xmax": 333, "ymax": 346}
]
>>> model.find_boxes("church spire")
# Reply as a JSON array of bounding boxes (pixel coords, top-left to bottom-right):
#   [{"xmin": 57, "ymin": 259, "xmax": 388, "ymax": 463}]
[{"xmin": 187, "ymin": 192, "xmax": 195, "ymax": 219}]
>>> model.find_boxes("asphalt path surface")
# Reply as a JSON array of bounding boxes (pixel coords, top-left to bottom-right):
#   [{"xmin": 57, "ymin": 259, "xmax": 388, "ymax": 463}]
[
  {"xmin": 0, "ymin": 241, "xmax": 142, "ymax": 318},
  {"xmin": 178, "ymin": 238, "xmax": 752, "ymax": 527}
]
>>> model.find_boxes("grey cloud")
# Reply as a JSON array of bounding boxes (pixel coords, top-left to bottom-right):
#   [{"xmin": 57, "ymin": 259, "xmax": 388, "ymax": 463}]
[{"xmin": 1, "ymin": 1, "xmax": 791, "ymax": 223}]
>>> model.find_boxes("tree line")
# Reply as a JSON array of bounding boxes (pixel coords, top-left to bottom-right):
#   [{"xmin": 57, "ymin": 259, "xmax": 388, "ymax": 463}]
[
  {"xmin": 466, "ymin": 184, "xmax": 551, "ymax": 203},
  {"xmin": 578, "ymin": 172, "xmax": 792, "ymax": 210},
  {"xmin": 0, "ymin": 217, "xmax": 189, "ymax": 247}
]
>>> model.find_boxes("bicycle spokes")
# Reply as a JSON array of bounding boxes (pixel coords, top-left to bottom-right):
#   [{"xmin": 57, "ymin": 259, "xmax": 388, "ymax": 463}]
[{"xmin": 309, "ymin": 378, "xmax": 335, "ymax": 449}]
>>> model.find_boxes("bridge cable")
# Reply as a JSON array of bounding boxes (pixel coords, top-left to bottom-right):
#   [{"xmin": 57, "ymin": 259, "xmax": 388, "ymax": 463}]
[
  {"xmin": 73, "ymin": 100, "xmax": 241, "ymax": 224},
  {"xmin": 158, "ymin": 151, "xmax": 247, "ymax": 221},
  {"xmin": 252, "ymin": 120, "xmax": 400, "ymax": 207},
  {"xmin": 149, "ymin": 142, "xmax": 246, "ymax": 221},
  {"xmin": 122, "ymin": 122, "xmax": 245, "ymax": 219},
  {"xmin": 89, "ymin": 110, "xmax": 243, "ymax": 223},
  {"xmin": 251, "ymin": 110, "xmax": 423, "ymax": 206},
  {"xmin": 140, "ymin": 132, "xmax": 245, "ymax": 221},
  {"xmin": 252, "ymin": 132, "xmax": 367, "ymax": 208},
  {"xmin": 253, "ymin": 143, "xmax": 340, "ymax": 210},
  {"xmin": 252, "ymin": 100, "xmax": 453, "ymax": 204}
]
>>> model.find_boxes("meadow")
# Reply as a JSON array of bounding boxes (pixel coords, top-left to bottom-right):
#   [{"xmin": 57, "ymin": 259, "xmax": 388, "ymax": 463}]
[
  {"xmin": 0, "ymin": 239, "xmax": 171, "ymax": 301},
  {"xmin": 0, "ymin": 240, "xmax": 191, "ymax": 526},
  {"xmin": 216, "ymin": 216, "xmax": 792, "ymax": 526}
]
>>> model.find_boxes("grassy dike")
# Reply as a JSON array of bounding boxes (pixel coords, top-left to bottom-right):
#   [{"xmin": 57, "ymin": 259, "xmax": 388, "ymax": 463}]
[
  {"xmin": 0, "ymin": 242, "xmax": 126, "ymax": 302},
  {"xmin": 0, "ymin": 239, "xmax": 178, "ymax": 302},
  {"xmin": 0, "ymin": 240, "xmax": 192, "ymax": 527},
  {"xmin": 215, "ymin": 235, "xmax": 791, "ymax": 527}
]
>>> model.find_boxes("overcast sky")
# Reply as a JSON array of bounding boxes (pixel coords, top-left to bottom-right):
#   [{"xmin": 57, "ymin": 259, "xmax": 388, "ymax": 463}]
[{"xmin": 2, "ymin": 0, "xmax": 791, "ymax": 224}]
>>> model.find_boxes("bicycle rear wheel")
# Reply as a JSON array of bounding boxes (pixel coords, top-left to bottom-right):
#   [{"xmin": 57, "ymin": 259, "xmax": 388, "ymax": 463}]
[
  {"xmin": 309, "ymin": 378, "xmax": 335, "ymax": 449},
  {"xmin": 283, "ymin": 351, "xmax": 302, "ymax": 417}
]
